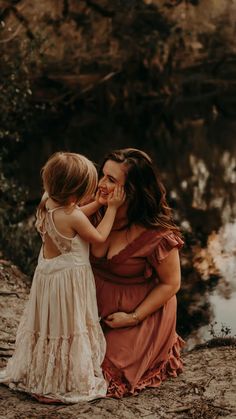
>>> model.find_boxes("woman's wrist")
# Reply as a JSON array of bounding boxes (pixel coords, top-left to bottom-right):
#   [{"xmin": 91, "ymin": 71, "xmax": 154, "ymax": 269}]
[{"xmin": 130, "ymin": 310, "xmax": 141, "ymax": 326}]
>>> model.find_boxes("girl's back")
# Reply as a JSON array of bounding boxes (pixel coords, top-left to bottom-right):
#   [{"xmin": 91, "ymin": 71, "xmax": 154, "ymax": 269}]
[{"xmin": 38, "ymin": 202, "xmax": 90, "ymax": 266}]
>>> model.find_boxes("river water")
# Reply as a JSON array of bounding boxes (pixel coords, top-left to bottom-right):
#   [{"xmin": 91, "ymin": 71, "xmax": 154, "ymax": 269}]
[
  {"xmin": 160, "ymin": 119, "xmax": 236, "ymax": 348},
  {"xmin": 18, "ymin": 115, "xmax": 236, "ymax": 349},
  {"xmin": 184, "ymin": 221, "xmax": 236, "ymax": 349}
]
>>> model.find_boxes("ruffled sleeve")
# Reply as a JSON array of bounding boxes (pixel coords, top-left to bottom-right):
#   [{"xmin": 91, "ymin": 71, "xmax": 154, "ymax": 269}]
[{"xmin": 144, "ymin": 232, "xmax": 184, "ymax": 278}]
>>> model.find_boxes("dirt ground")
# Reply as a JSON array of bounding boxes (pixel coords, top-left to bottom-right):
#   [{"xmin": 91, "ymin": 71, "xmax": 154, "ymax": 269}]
[{"xmin": 0, "ymin": 260, "xmax": 236, "ymax": 419}]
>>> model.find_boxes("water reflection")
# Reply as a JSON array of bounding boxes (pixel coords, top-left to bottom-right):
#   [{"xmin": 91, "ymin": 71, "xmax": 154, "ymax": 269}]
[
  {"xmin": 180, "ymin": 222, "xmax": 236, "ymax": 349},
  {"xmin": 17, "ymin": 116, "xmax": 236, "ymax": 349},
  {"xmin": 159, "ymin": 120, "xmax": 236, "ymax": 348},
  {"xmin": 189, "ymin": 154, "xmax": 209, "ymax": 211},
  {"xmin": 186, "ymin": 284, "xmax": 236, "ymax": 350}
]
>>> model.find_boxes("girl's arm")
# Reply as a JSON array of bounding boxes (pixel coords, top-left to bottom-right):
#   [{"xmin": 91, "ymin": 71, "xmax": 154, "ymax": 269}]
[
  {"xmin": 71, "ymin": 186, "xmax": 125, "ymax": 244},
  {"xmin": 104, "ymin": 248, "xmax": 181, "ymax": 328},
  {"xmin": 80, "ymin": 200, "xmax": 101, "ymax": 217}
]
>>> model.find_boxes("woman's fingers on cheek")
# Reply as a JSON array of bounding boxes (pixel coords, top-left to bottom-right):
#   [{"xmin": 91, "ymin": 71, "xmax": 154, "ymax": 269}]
[{"xmin": 118, "ymin": 186, "xmax": 123, "ymax": 199}]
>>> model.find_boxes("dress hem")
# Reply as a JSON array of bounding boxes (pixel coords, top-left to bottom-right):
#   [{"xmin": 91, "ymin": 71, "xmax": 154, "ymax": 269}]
[{"xmin": 102, "ymin": 335, "xmax": 185, "ymax": 399}]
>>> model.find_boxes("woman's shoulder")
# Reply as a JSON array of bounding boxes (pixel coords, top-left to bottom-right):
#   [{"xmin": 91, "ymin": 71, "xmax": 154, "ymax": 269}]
[
  {"xmin": 147, "ymin": 227, "xmax": 182, "ymax": 240},
  {"xmin": 143, "ymin": 227, "xmax": 184, "ymax": 264},
  {"xmin": 138, "ymin": 226, "xmax": 177, "ymax": 241},
  {"xmin": 135, "ymin": 227, "xmax": 183, "ymax": 256}
]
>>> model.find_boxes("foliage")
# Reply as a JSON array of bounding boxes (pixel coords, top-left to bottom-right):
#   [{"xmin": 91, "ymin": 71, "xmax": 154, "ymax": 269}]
[
  {"xmin": 0, "ymin": 0, "xmax": 236, "ymax": 274},
  {"xmin": 209, "ymin": 321, "xmax": 232, "ymax": 339},
  {"xmin": 0, "ymin": 148, "xmax": 41, "ymax": 276},
  {"xmin": 0, "ymin": 25, "xmax": 43, "ymax": 275}
]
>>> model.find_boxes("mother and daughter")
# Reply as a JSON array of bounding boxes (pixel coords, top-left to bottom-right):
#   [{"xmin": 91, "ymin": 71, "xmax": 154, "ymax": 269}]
[{"xmin": 0, "ymin": 148, "xmax": 185, "ymax": 402}]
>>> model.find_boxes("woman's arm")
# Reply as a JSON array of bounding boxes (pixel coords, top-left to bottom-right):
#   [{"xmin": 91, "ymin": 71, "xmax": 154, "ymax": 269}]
[{"xmin": 104, "ymin": 248, "xmax": 181, "ymax": 328}]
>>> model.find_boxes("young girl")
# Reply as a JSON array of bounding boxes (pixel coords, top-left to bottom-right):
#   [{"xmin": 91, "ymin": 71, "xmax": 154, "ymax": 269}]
[{"xmin": 0, "ymin": 151, "xmax": 125, "ymax": 403}]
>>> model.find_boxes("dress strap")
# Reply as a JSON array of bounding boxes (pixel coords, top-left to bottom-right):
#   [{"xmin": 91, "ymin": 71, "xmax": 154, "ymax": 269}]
[
  {"xmin": 46, "ymin": 206, "xmax": 65, "ymax": 213},
  {"xmin": 46, "ymin": 205, "xmax": 80, "ymax": 213}
]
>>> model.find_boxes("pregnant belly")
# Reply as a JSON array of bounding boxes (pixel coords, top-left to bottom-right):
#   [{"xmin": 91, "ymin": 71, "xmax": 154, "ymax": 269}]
[{"xmin": 95, "ymin": 274, "xmax": 156, "ymax": 318}]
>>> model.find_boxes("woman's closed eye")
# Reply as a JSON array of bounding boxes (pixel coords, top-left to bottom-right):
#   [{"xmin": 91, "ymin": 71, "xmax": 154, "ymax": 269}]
[
  {"xmin": 100, "ymin": 174, "xmax": 117, "ymax": 184},
  {"xmin": 108, "ymin": 176, "xmax": 116, "ymax": 183}
]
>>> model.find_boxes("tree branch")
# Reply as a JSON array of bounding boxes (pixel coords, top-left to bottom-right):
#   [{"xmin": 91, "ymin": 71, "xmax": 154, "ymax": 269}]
[
  {"xmin": 0, "ymin": 1, "xmax": 35, "ymax": 40},
  {"xmin": 0, "ymin": 22, "xmax": 22, "ymax": 43},
  {"xmin": 83, "ymin": 0, "xmax": 114, "ymax": 17}
]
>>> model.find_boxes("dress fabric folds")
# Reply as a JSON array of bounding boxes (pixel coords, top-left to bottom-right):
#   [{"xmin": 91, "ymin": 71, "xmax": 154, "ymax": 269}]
[
  {"xmin": 0, "ymin": 207, "xmax": 107, "ymax": 403},
  {"xmin": 91, "ymin": 229, "xmax": 185, "ymax": 398}
]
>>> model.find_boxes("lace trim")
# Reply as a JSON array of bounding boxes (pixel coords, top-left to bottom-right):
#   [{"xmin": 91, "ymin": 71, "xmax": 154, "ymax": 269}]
[
  {"xmin": 19, "ymin": 324, "xmax": 103, "ymax": 340},
  {"xmin": 4, "ymin": 328, "xmax": 106, "ymax": 398},
  {"xmin": 44, "ymin": 216, "xmax": 72, "ymax": 253}
]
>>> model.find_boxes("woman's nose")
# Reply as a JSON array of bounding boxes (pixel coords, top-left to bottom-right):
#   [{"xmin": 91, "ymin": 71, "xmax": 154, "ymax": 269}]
[{"xmin": 99, "ymin": 176, "xmax": 107, "ymax": 187}]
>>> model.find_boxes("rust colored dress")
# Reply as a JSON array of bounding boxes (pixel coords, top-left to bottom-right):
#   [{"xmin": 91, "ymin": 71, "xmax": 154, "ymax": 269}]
[{"xmin": 91, "ymin": 229, "xmax": 185, "ymax": 398}]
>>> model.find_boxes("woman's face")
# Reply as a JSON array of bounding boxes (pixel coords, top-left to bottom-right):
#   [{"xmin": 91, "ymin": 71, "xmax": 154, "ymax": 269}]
[{"xmin": 98, "ymin": 160, "xmax": 126, "ymax": 205}]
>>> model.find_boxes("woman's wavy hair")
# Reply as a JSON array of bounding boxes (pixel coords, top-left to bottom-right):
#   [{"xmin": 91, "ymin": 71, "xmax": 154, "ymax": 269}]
[
  {"xmin": 99, "ymin": 148, "xmax": 181, "ymax": 235},
  {"xmin": 36, "ymin": 151, "xmax": 97, "ymax": 233}
]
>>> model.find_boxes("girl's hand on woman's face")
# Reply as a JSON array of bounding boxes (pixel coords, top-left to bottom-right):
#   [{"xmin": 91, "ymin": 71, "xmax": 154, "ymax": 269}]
[
  {"xmin": 107, "ymin": 185, "xmax": 126, "ymax": 209},
  {"xmin": 103, "ymin": 311, "xmax": 137, "ymax": 328},
  {"xmin": 94, "ymin": 189, "xmax": 103, "ymax": 205}
]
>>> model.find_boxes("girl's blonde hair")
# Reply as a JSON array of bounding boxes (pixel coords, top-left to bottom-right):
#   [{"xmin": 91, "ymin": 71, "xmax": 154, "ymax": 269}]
[{"xmin": 36, "ymin": 151, "xmax": 97, "ymax": 233}]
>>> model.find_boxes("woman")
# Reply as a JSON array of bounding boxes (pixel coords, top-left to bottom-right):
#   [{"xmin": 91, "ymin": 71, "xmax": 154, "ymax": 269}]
[{"xmin": 90, "ymin": 148, "xmax": 185, "ymax": 398}]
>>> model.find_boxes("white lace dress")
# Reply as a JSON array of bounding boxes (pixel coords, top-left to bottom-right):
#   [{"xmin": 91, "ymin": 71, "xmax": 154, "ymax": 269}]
[{"xmin": 0, "ymin": 207, "xmax": 107, "ymax": 403}]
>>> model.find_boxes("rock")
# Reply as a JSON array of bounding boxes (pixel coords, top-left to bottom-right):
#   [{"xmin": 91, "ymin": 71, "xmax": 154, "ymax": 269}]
[{"xmin": 0, "ymin": 260, "xmax": 31, "ymax": 359}]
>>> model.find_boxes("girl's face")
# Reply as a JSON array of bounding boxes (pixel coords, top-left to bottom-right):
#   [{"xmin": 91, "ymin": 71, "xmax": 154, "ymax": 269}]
[{"xmin": 98, "ymin": 160, "xmax": 126, "ymax": 205}]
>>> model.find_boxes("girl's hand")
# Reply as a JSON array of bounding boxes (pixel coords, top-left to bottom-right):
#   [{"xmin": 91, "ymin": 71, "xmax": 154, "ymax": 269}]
[
  {"xmin": 94, "ymin": 189, "xmax": 102, "ymax": 204},
  {"xmin": 107, "ymin": 185, "xmax": 126, "ymax": 209},
  {"xmin": 103, "ymin": 312, "xmax": 137, "ymax": 328}
]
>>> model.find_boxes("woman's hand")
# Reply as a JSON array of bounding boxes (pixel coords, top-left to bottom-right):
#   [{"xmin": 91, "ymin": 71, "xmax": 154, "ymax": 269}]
[{"xmin": 103, "ymin": 312, "xmax": 137, "ymax": 328}]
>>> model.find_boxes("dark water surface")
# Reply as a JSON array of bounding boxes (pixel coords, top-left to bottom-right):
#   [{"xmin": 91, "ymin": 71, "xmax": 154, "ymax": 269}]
[{"xmin": 18, "ymin": 116, "xmax": 236, "ymax": 349}]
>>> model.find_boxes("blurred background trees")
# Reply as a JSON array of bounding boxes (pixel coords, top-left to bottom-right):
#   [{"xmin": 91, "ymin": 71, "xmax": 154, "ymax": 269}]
[{"xmin": 0, "ymin": 0, "xmax": 236, "ymax": 343}]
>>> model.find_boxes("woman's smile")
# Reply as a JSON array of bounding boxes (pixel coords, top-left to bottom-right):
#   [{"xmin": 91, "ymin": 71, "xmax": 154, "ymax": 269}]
[
  {"xmin": 100, "ymin": 190, "xmax": 108, "ymax": 195},
  {"xmin": 99, "ymin": 189, "xmax": 109, "ymax": 198}
]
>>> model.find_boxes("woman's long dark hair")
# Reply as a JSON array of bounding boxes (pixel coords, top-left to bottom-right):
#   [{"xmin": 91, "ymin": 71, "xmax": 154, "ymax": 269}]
[{"xmin": 98, "ymin": 148, "xmax": 181, "ymax": 236}]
